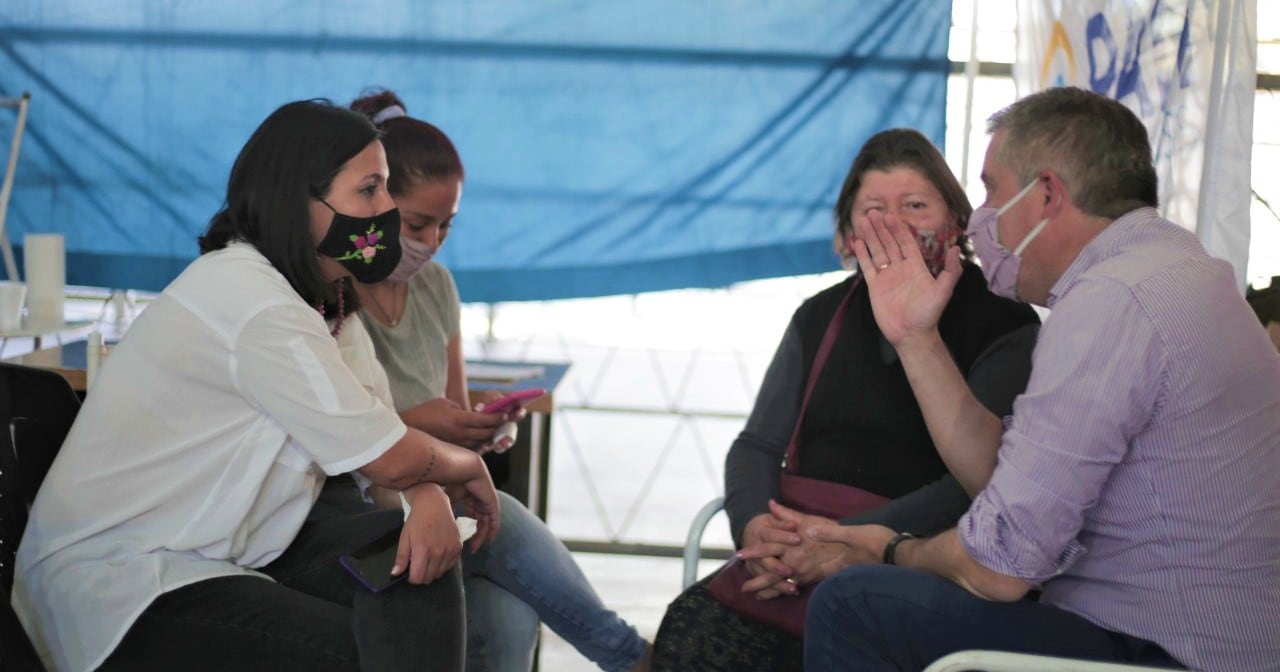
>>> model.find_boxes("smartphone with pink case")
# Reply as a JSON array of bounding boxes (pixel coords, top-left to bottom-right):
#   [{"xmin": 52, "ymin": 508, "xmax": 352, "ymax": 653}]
[{"xmin": 480, "ymin": 387, "xmax": 545, "ymax": 414}]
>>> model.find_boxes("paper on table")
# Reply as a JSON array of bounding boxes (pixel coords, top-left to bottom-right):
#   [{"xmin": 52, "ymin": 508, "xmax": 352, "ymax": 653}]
[{"xmin": 466, "ymin": 362, "xmax": 545, "ymax": 383}]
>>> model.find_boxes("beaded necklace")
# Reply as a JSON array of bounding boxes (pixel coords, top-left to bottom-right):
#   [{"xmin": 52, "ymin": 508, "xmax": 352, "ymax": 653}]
[{"xmin": 316, "ymin": 276, "xmax": 346, "ymax": 338}]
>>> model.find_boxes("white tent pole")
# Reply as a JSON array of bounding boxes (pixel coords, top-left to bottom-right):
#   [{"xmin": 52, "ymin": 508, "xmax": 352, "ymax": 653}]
[
  {"xmin": 960, "ymin": 0, "xmax": 982, "ymax": 187},
  {"xmin": 0, "ymin": 92, "xmax": 30, "ymax": 282}
]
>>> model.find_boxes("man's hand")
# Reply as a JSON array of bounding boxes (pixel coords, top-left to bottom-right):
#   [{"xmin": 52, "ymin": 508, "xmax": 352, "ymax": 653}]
[
  {"xmin": 804, "ymin": 522, "xmax": 897, "ymax": 568},
  {"xmin": 392, "ymin": 484, "xmax": 462, "ymax": 584},
  {"xmin": 853, "ymin": 211, "xmax": 961, "ymax": 348}
]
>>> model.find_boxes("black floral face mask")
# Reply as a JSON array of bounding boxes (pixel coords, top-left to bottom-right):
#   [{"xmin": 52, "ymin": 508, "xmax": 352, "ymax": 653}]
[{"xmin": 314, "ymin": 200, "xmax": 402, "ymax": 284}]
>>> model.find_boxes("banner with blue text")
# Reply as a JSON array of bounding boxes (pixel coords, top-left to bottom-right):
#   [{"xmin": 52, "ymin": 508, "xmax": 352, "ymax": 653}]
[{"xmin": 1015, "ymin": 0, "xmax": 1256, "ymax": 287}]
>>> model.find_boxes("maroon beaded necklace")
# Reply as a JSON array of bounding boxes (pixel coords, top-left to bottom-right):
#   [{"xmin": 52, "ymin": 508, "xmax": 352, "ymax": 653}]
[{"xmin": 316, "ymin": 276, "xmax": 346, "ymax": 337}]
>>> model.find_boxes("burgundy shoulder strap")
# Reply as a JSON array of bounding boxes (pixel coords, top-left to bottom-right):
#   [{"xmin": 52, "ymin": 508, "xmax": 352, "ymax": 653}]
[{"xmin": 783, "ymin": 276, "xmax": 860, "ymax": 474}]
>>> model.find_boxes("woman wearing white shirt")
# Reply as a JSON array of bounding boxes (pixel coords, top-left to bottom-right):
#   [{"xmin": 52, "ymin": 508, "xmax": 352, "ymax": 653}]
[{"xmin": 11, "ymin": 100, "xmax": 498, "ymax": 672}]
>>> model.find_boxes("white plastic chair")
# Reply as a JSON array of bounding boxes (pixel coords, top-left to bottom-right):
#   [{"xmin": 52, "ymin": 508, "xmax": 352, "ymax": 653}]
[
  {"xmin": 682, "ymin": 496, "xmax": 725, "ymax": 588},
  {"xmin": 923, "ymin": 650, "xmax": 1165, "ymax": 671}
]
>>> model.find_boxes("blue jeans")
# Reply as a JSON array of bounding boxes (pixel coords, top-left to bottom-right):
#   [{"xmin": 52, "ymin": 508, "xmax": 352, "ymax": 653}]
[
  {"xmin": 461, "ymin": 491, "xmax": 648, "ymax": 672},
  {"xmin": 463, "ymin": 576, "xmax": 538, "ymax": 671},
  {"xmin": 804, "ymin": 565, "xmax": 1181, "ymax": 671}
]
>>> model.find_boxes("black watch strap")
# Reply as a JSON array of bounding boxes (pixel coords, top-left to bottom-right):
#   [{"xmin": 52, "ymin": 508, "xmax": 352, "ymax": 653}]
[{"xmin": 882, "ymin": 532, "xmax": 918, "ymax": 565}]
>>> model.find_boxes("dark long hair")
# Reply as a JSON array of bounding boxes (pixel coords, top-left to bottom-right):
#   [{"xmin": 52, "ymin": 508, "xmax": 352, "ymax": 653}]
[
  {"xmin": 833, "ymin": 129, "xmax": 973, "ymax": 262},
  {"xmin": 350, "ymin": 89, "xmax": 464, "ymax": 196},
  {"xmin": 198, "ymin": 99, "xmax": 377, "ymax": 308}
]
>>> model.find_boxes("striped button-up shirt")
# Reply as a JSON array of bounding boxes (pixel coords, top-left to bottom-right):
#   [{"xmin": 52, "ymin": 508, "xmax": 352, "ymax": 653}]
[{"xmin": 959, "ymin": 208, "xmax": 1280, "ymax": 671}]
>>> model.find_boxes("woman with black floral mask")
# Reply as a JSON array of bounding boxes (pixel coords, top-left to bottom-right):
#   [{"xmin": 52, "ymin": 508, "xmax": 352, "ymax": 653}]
[{"xmin": 11, "ymin": 100, "xmax": 498, "ymax": 672}]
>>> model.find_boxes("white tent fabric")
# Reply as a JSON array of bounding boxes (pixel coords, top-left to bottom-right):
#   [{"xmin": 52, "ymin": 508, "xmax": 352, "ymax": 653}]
[{"xmin": 1014, "ymin": 0, "xmax": 1257, "ymax": 289}]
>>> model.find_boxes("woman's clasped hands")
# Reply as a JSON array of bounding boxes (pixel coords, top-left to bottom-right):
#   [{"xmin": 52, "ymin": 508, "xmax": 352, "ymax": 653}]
[{"xmin": 735, "ymin": 500, "xmax": 882, "ymax": 600}]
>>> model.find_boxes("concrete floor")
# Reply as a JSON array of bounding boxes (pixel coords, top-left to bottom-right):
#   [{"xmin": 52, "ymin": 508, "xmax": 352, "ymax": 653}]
[{"xmin": 536, "ymin": 553, "xmax": 724, "ymax": 671}]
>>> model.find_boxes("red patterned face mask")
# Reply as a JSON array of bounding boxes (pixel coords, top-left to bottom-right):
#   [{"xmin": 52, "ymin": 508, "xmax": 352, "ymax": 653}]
[
  {"xmin": 845, "ymin": 222, "xmax": 960, "ymax": 277},
  {"xmin": 912, "ymin": 223, "xmax": 960, "ymax": 277}
]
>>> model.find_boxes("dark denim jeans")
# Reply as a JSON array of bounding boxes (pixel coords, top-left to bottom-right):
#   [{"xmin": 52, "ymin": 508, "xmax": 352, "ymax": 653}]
[
  {"xmin": 804, "ymin": 565, "xmax": 1182, "ymax": 671},
  {"xmin": 101, "ymin": 508, "xmax": 464, "ymax": 671}
]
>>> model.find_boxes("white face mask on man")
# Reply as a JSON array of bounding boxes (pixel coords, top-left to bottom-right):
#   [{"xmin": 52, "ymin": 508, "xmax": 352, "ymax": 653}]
[{"xmin": 966, "ymin": 178, "xmax": 1050, "ymax": 301}]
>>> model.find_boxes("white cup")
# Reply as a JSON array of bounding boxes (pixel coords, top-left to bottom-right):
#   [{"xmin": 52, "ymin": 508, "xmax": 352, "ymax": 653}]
[
  {"xmin": 0, "ymin": 281, "xmax": 27, "ymax": 331},
  {"xmin": 24, "ymin": 233, "xmax": 65, "ymax": 327}
]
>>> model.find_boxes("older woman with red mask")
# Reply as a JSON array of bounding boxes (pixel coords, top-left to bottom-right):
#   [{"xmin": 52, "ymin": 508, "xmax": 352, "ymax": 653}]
[{"xmin": 651, "ymin": 129, "xmax": 1040, "ymax": 671}]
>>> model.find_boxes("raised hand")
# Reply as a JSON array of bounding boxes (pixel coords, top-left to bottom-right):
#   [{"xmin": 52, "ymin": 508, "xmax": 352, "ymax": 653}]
[{"xmin": 852, "ymin": 211, "xmax": 962, "ymax": 347}]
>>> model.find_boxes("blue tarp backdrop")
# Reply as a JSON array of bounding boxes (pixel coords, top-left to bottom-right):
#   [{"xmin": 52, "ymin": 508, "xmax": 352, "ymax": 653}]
[{"xmin": 0, "ymin": 1, "xmax": 951, "ymax": 302}]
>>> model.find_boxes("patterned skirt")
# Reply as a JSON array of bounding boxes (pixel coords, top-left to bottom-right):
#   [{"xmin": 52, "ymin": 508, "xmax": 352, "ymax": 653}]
[{"xmin": 652, "ymin": 572, "xmax": 802, "ymax": 672}]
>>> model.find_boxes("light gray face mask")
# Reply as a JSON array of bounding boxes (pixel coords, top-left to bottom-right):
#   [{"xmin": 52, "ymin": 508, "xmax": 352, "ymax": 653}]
[
  {"xmin": 385, "ymin": 235, "xmax": 435, "ymax": 283},
  {"xmin": 967, "ymin": 179, "xmax": 1049, "ymax": 301}
]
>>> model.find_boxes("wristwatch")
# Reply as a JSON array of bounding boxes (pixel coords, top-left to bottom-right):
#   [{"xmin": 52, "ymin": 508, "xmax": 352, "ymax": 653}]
[{"xmin": 882, "ymin": 532, "xmax": 917, "ymax": 565}]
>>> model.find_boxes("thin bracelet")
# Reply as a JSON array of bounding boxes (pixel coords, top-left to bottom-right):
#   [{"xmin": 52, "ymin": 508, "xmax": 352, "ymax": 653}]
[{"xmin": 883, "ymin": 532, "xmax": 918, "ymax": 565}]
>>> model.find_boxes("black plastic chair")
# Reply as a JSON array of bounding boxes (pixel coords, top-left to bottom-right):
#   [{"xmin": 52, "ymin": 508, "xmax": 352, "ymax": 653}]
[{"xmin": 0, "ymin": 362, "xmax": 81, "ymax": 671}]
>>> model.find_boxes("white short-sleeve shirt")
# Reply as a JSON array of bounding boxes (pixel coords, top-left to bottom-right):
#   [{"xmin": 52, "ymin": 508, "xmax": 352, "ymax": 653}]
[{"xmin": 11, "ymin": 243, "xmax": 407, "ymax": 672}]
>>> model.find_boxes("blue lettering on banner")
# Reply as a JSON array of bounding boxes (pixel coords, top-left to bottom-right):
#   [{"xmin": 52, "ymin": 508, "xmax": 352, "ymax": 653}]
[
  {"xmin": 1087, "ymin": 13, "xmax": 1117, "ymax": 94},
  {"xmin": 1083, "ymin": 3, "xmax": 1194, "ymax": 120},
  {"xmin": 1115, "ymin": 15, "xmax": 1152, "ymax": 115}
]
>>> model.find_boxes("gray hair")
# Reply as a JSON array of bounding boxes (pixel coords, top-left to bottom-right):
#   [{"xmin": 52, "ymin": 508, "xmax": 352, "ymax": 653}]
[{"xmin": 987, "ymin": 87, "xmax": 1157, "ymax": 219}]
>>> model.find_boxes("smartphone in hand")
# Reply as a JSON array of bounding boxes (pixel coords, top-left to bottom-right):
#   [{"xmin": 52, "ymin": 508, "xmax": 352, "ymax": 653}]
[
  {"xmin": 340, "ymin": 529, "xmax": 406, "ymax": 593},
  {"xmin": 480, "ymin": 387, "xmax": 546, "ymax": 414}
]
